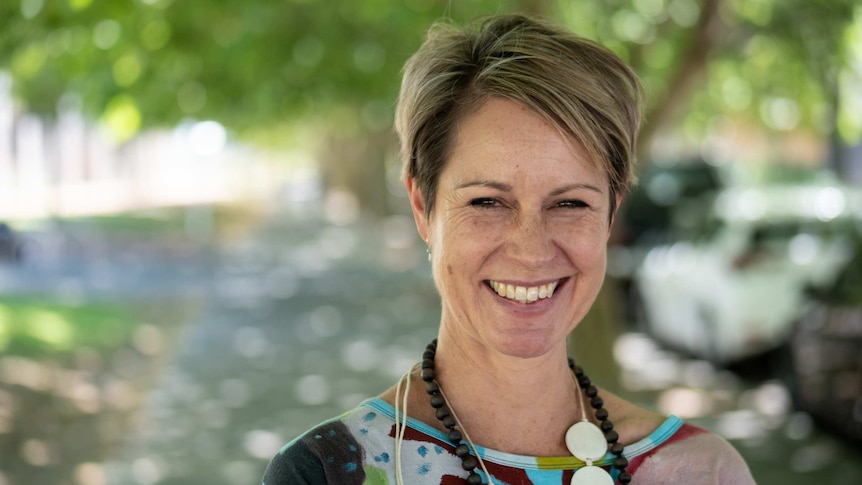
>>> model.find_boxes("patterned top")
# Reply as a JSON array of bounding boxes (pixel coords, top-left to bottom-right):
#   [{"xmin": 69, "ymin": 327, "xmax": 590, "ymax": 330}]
[{"xmin": 262, "ymin": 398, "xmax": 705, "ymax": 485}]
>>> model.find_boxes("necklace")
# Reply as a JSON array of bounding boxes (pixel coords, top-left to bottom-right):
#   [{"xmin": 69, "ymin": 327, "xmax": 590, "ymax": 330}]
[{"xmin": 421, "ymin": 340, "xmax": 632, "ymax": 484}]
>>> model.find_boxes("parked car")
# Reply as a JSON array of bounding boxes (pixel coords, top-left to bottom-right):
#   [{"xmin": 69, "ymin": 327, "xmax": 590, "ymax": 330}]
[
  {"xmin": 784, "ymin": 235, "xmax": 862, "ymax": 442},
  {"xmin": 617, "ymin": 159, "xmax": 724, "ymax": 248},
  {"xmin": 630, "ymin": 183, "xmax": 861, "ymax": 364},
  {"xmin": 611, "ymin": 159, "xmax": 725, "ymax": 322}
]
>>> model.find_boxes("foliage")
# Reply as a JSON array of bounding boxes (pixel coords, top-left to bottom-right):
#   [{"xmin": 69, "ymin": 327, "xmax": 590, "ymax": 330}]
[
  {"xmin": 556, "ymin": 0, "xmax": 861, "ymax": 145},
  {"xmin": 0, "ymin": 0, "xmax": 859, "ymax": 146},
  {"xmin": 1, "ymin": 0, "xmax": 528, "ymax": 141},
  {"xmin": 692, "ymin": 0, "xmax": 860, "ymax": 140}
]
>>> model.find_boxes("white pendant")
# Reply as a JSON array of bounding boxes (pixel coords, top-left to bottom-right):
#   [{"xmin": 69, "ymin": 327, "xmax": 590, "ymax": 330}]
[
  {"xmin": 570, "ymin": 465, "xmax": 614, "ymax": 485},
  {"xmin": 564, "ymin": 421, "xmax": 607, "ymax": 462}
]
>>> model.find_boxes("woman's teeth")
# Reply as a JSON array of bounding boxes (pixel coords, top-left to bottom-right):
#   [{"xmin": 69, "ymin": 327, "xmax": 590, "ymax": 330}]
[{"xmin": 489, "ymin": 280, "xmax": 558, "ymax": 304}]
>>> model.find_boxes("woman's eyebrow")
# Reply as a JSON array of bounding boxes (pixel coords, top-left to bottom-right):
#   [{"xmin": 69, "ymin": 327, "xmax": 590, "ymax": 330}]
[
  {"xmin": 455, "ymin": 180, "xmax": 603, "ymax": 195},
  {"xmin": 549, "ymin": 183, "xmax": 603, "ymax": 196},
  {"xmin": 454, "ymin": 180, "xmax": 513, "ymax": 191}
]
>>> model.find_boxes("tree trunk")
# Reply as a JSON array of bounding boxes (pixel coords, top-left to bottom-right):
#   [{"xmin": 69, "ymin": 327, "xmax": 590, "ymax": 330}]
[
  {"xmin": 638, "ymin": 0, "xmax": 724, "ymax": 159},
  {"xmin": 318, "ymin": 129, "xmax": 397, "ymax": 217}
]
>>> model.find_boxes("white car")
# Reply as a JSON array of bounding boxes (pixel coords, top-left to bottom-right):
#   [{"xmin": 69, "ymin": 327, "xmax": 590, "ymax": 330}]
[{"xmin": 632, "ymin": 184, "xmax": 861, "ymax": 363}]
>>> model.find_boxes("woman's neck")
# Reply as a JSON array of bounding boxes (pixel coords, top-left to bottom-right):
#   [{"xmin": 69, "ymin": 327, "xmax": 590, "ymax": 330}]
[{"xmin": 427, "ymin": 331, "xmax": 583, "ymax": 456}]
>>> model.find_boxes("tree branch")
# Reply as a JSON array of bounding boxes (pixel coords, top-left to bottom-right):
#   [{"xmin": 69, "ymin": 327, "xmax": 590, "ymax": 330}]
[{"xmin": 638, "ymin": 0, "xmax": 724, "ymax": 159}]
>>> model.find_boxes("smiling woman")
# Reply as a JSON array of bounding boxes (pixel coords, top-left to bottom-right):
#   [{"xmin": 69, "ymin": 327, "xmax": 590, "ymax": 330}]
[
  {"xmin": 409, "ymin": 98, "xmax": 614, "ymax": 362},
  {"xmin": 263, "ymin": 13, "xmax": 755, "ymax": 485}
]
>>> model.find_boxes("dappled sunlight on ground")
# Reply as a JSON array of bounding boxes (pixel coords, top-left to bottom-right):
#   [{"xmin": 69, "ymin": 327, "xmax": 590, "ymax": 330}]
[{"xmin": 0, "ymin": 301, "xmax": 197, "ymax": 485}]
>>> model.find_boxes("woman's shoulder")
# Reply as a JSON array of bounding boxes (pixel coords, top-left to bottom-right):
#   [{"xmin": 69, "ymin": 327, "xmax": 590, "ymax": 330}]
[
  {"xmin": 263, "ymin": 431, "xmax": 327, "ymax": 485},
  {"xmin": 262, "ymin": 402, "xmax": 386, "ymax": 485},
  {"xmin": 629, "ymin": 425, "xmax": 756, "ymax": 484},
  {"xmin": 601, "ymin": 390, "xmax": 755, "ymax": 484}
]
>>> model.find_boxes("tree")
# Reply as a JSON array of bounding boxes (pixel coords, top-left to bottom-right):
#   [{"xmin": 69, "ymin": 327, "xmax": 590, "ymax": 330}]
[
  {"xmin": 556, "ymin": 0, "xmax": 860, "ymax": 166},
  {"xmin": 2, "ymin": 0, "xmax": 859, "ymax": 210}
]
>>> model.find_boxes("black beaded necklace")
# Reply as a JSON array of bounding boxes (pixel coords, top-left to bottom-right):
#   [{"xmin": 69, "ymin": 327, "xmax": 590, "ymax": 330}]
[{"xmin": 420, "ymin": 339, "xmax": 632, "ymax": 484}]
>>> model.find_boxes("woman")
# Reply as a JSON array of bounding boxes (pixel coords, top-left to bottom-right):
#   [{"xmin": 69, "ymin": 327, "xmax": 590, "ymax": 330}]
[{"xmin": 263, "ymin": 14, "xmax": 755, "ymax": 485}]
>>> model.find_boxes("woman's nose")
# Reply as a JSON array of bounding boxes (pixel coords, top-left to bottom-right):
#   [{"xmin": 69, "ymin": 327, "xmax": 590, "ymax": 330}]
[{"xmin": 505, "ymin": 215, "xmax": 555, "ymax": 268}]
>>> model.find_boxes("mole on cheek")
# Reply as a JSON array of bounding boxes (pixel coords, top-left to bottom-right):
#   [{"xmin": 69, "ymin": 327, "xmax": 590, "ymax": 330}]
[{"xmin": 447, "ymin": 265, "xmax": 454, "ymax": 275}]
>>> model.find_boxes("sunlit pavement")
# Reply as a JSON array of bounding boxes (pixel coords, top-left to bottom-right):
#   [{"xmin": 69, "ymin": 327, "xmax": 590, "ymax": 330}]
[{"xmin": 0, "ymin": 201, "xmax": 860, "ymax": 485}]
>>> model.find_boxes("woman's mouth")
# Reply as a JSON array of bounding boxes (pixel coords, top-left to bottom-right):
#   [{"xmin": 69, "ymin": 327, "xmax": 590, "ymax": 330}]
[{"xmin": 487, "ymin": 280, "xmax": 561, "ymax": 304}]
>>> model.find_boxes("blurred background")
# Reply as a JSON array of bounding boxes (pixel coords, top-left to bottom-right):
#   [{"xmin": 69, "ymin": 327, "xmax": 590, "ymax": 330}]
[{"xmin": 1, "ymin": 0, "xmax": 861, "ymax": 484}]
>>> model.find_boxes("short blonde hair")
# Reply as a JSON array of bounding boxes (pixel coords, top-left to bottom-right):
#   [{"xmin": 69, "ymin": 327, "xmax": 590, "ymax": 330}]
[{"xmin": 396, "ymin": 14, "xmax": 642, "ymax": 216}]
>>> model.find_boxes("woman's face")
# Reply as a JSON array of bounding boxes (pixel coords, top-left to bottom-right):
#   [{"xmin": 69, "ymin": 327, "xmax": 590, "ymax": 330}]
[{"xmin": 407, "ymin": 98, "xmax": 618, "ymax": 359}]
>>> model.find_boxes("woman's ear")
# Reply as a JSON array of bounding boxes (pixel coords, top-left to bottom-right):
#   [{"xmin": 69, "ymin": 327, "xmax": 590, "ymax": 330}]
[{"xmin": 405, "ymin": 177, "xmax": 430, "ymax": 243}]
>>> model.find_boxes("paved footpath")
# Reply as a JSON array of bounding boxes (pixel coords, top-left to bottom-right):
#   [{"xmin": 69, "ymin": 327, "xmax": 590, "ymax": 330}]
[{"xmin": 102, "ymin": 206, "xmax": 442, "ymax": 485}]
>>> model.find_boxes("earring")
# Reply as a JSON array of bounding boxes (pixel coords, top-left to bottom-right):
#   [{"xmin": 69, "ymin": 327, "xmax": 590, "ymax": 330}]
[{"xmin": 425, "ymin": 239, "xmax": 432, "ymax": 262}]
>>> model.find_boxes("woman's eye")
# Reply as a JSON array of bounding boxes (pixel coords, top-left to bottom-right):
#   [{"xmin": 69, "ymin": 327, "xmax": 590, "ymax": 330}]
[
  {"xmin": 469, "ymin": 198, "xmax": 500, "ymax": 208},
  {"xmin": 557, "ymin": 199, "xmax": 588, "ymax": 209}
]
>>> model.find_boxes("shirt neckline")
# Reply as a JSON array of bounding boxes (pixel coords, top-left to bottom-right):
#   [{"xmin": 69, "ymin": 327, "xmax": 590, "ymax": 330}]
[{"xmin": 360, "ymin": 397, "xmax": 684, "ymax": 469}]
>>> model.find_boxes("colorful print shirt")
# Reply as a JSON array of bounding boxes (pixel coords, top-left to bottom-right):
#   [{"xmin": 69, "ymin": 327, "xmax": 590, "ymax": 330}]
[{"xmin": 262, "ymin": 398, "xmax": 704, "ymax": 485}]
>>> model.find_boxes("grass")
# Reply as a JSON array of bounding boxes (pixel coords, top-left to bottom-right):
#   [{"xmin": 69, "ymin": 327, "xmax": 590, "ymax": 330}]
[
  {"xmin": 0, "ymin": 295, "xmax": 137, "ymax": 355},
  {"xmin": 60, "ymin": 203, "xmax": 266, "ymax": 238},
  {"xmin": 69, "ymin": 208, "xmax": 190, "ymax": 236},
  {"xmin": 1, "ymin": 203, "xmax": 252, "ymax": 357}
]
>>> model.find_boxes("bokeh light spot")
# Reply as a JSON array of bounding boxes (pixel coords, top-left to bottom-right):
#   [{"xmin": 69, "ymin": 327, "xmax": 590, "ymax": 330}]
[
  {"xmin": 324, "ymin": 189, "xmax": 360, "ymax": 226},
  {"xmin": 69, "ymin": 0, "xmax": 93, "ymax": 10},
  {"xmin": 243, "ymin": 430, "xmax": 282, "ymax": 459},
  {"xmin": 93, "ymin": 20, "xmax": 121, "ymax": 50},
  {"xmin": 74, "ymin": 462, "xmax": 106, "ymax": 485},
  {"xmin": 760, "ymin": 97, "xmax": 800, "ymax": 131},
  {"xmin": 132, "ymin": 324, "xmax": 163, "ymax": 356},
  {"xmin": 219, "ymin": 378, "xmax": 251, "ymax": 408},
  {"xmin": 21, "ymin": 439, "xmax": 51, "ymax": 466},
  {"xmin": 341, "ymin": 340, "xmax": 379, "ymax": 372},
  {"xmin": 353, "ymin": 42, "xmax": 385, "ymax": 72},
  {"xmin": 813, "ymin": 187, "xmax": 845, "ymax": 221},
  {"xmin": 113, "ymin": 54, "xmax": 142, "ymax": 87},
  {"xmin": 788, "ymin": 233, "xmax": 819, "ymax": 265},
  {"xmin": 101, "ymin": 95, "xmax": 141, "ymax": 141},
  {"xmin": 25, "ymin": 309, "xmax": 73, "ymax": 349},
  {"xmin": 668, "ymin": 0, "xmax": 699, "ymax": 27},
  {"xmin": 131, "ymin": 457, "xmax": 162, "ymax": 485},
  {"xmin": 293, "ymin": 36, "xmax": 325, "ymax": 67},
  {"xmin": 20, "ymin": 0, "xmax": 44, "ymax": 19},
  {"xmin": 658, "ymin": 387, "xmax": 714, "ymax": 418},
  {"xmin": 11, "ymin": 44, "xmax": 47, "ymax": 79},
  {"xmin": 141, "ymin": 20, "xmax": 171, "ymax": 51},
  {"xmin": 177, "ymin": 81, "xmax": 207, "ymax": 114},
  {"xmin": 295, "ymin": 374, "xmax": 330, "ymax": 405},
  {"xmin": 188, "ymin": 121, "xmax": 226, "ymax": 156},
  {"xmin": 722, "ymin": 77, "xmax": 752, "ymax": 110}
]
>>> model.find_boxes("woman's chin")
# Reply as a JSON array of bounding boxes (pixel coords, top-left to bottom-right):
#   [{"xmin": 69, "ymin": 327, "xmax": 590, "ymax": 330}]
[{"xmin": 492, "ymin": 333, "xmax": 562, "ymax": 360}]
